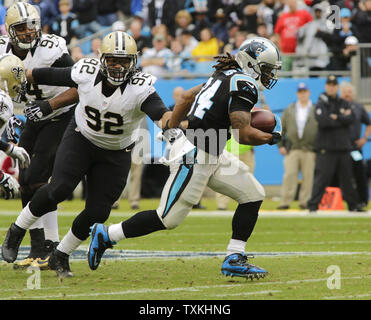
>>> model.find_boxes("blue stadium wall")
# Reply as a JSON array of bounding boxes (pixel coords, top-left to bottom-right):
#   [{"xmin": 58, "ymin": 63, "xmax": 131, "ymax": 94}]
[{"xmin": 151, "ymin": 76, "xmax": 371, "ymax": 185}]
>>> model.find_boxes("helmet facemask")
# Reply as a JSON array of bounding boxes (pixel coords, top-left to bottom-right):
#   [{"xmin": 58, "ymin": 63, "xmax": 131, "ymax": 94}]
[
  {"xmin": 256, "ymin": 62, "xmax": 280, "ymax": 89},
  {"xmin": 9, "ymin": 19, "xmax": 41, "ymax": 50},
  {"xmin": 100, "ymin": 54, "xmax": 137, "ymax": 86}
]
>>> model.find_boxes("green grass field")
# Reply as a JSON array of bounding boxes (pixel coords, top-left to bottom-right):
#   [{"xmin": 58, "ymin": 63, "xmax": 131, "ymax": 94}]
[{"xmin": 0, "ymin": 198, "xmax": 371, "ymax": 301}]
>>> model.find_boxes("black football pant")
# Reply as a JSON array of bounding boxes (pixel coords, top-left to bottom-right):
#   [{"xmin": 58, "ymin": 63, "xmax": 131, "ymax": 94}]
[
  {"xmin": 29, "ymin": 118, "xmax": 132, "ymax": 240},
  {"xmin": 352, "ymin": 155, "xmax": 369, "ymax": 205},
  {"xmin": 307, "ymin": 152, "xmax": 360, "ymax": 210},
  {"xmin": 18, "ymin": 109, "xmax": 74, "ymax": 208}
]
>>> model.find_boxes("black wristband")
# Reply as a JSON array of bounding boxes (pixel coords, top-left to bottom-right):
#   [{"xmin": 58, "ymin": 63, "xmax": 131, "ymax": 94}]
[{"xmin": 0, "ymin": 140, "xmax": 10, "ymax": 152}]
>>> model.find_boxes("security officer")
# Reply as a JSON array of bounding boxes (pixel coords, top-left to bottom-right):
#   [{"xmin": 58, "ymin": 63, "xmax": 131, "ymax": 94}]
[{"xmin": 307, "ymin": 75, "xmax": 364, "ymax": 212}]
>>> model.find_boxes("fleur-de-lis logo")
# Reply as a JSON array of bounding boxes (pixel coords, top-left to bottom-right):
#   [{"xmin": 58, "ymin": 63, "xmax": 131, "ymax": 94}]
[{"xmin": 11, "ymin": 66, "xmax": 24, "ymax": 81}]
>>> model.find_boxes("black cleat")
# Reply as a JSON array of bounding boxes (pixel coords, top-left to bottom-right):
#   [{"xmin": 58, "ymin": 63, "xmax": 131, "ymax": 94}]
[
  {"xmin": 48, "ymin": 249, "xmax": 74, "ymax": 278},
  {"xmin": 1, "ymin": 223, "xmax": 26, "ymax": 263}
]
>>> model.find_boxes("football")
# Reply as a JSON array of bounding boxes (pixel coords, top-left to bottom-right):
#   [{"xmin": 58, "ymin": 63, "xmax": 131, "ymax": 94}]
[{"xmin": 251, "ymin": 109, "xmax": 276, "ymax": 133}]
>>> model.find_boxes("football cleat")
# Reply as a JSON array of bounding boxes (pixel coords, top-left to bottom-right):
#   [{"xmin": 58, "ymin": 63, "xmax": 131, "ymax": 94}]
[
  {"xmin": 48, "ymin": 249, "xmax": 74, "ymax": 278},
  {"xmin": 221, "ymin": 253, "xmax": 268, "ymax": 280},
  {"xmin": 30, "ymin": 240, "xmax": 59, "ymax": 270},
  {"xmin": 13, "ymin": 257, "xmax": 34, "ymax": 270},
  {"xmin": 30, "ymin": 257, "xmax": 50, "ymax": 270},
  {"xmin": 1, "ymin": 223, "xmax": 26, "ymax": 263},
  {"xmin": 88, "ymin": 223, "xmax": 116, "ymax": 271}
]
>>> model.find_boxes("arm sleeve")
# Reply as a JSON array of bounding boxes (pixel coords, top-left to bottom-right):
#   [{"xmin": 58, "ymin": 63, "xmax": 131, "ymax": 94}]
[
  {"xmin": 140, "ymin": 91, "xmax": 170, "ymax": 122},
  {"xmin": 32, "ymin": 67, "xmax": 78, "ymax": 88},
  {"xmin": 0, "ymin": 140, "xmax": 9, "ymax": 152},
  {"xmin": 51, "ymin": 53, "xmax": 75, "ymax": 68}
]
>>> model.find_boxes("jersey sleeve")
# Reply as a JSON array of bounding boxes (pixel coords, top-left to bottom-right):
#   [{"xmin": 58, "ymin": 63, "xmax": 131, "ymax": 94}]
[
  {"xmin": 228, "ymin": 74, "xmax": 259, "ymax": 113},
  {"xmin": 38, "ymin": 34, "xmax": 70, "ymax": 66},
  {"xmin": 71, "ymin": 58, "xmax": 100, "ymax": 86},
  {"xmin": 132, "ymin": 72, "xmax": 158, "ymax": 106}
]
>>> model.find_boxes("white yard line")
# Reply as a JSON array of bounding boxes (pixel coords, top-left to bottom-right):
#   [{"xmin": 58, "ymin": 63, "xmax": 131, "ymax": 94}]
[
  {"xmin": 1, "ymin": 276, "xmax": 369, "ymax": 300},
  {"xmin": 1, "ymin": 210, "xmax": 371, "ymax": 218},
  {"xmin": 323, "ymin": 292, "xmax": 371, "ymax": 299},
  {"xmin": 211, "ymin": 290, "xmax": 282, "ymax": 297}
]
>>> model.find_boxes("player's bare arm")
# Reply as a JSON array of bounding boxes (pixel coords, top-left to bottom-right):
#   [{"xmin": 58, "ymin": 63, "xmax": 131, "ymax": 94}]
[
  {"xmin": 230, "ymin": 110, "xmax": 273, "ymax": 145},
  {"xmin": 169, "ymin": 84, "xmax": 204, "ymax": 129},
  {"xmin": 49, "ymin": 88, "xmax": 79, "ymax": 110}
]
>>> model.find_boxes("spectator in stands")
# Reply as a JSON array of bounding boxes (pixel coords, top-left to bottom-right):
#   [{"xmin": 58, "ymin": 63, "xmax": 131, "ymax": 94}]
[
  {"xmin": 274, "ymin": 0, "xmax": 313, "ymax": 70},
  {"xmin": 257, "ymin": 0, "xmax": 277, "ymax": 36},
  {"xmin": 340, "ymin": 81, "xmax": 371, "ymax": 208},
  {"xmin": 294, "ymin": 3, "xmax": 329, "ymax": 72},
  {"xmin": 174, "ymin": 9, "xmax": 195, "ymax": 39},
  {"xmin": 191, "ymin": 27, "xmax": 219, "ymax": 62},
  {"xmin": 72, "ymin": 0, "xmax": 101, "ymax": 39},
  {"xmin": 30, "ymin": 0, "xmax": 59, "ymax": 33},
  {"xmin": 277, "ymin": 83, "xmax": 317, "ymax": 210},
  {"xmin": 51, "ymin": 0, "xmax": 79, "ymax": 46},
  {"xmin": 97, "ymin": 0, "xmax": 118, "ymax": 27},
  {"xmin": 256, "ymin": 22, "xmax": 270, "ymax": 39},
  {"xmin": 224, "ymin": 30, "xmax": 247, "ymax": 55},
  {"xmin": 168, "ymin": 38, "xmax": 191, "ymax": 76},
  {"xmin": 240, "ymin": 0, "xmax": 261, "ymax": 33},
  {"xmin": 140, "ymin": 33, "xmax": 174, "ymax": 78},
  {"xmin": 151, "ymin": 24, "xmax": 171, "ymax": 44},
  {"xmin": 86, "ymin": 37, "xmax": 101, "ymax": 59},
  {"xmin": 211, "ymin": 8, "xmax": 229, "ymax": 45},
  {"xmin": 316, "ymin": 8, "xmax": 356, "ymax": 70},
  {"xmin": 128, "ymin": 19, "xmax": 152, "ymax": 55},
  {"xmin": 180, "ymin": 30, "xmax": 199, "ymax": 56},
  {"xmin": 192, "ymin": 6, "xmax": 212, "ymax": 41},
  {"xmin": 353, "ymin": 0, "xmax": 371, "ymax": 43}
]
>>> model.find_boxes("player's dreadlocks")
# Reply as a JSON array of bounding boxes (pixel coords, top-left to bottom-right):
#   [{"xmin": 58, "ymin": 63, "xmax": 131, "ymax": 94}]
[{"xmin": 212, "ymin": 52, "xmax": 240, "ymax": 72}]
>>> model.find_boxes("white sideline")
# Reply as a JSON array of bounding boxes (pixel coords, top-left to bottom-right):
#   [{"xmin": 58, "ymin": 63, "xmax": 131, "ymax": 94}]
[{"xmin": 0, "ymin": 275, "xmax": 369, "ymax": 300}]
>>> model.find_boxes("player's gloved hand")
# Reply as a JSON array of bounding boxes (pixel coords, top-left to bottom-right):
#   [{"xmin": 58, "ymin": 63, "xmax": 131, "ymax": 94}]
[
  {"xmin": 268, "ymin": 113, "xmax": 282, "ymax": 145},
  {"xmin": 24, "ymin": 100, "xmax": 53, "ymax": 122},
  {"xmin": 0, "ymin": 171, "xmax": 19, "ymax": 200},
  {"xmin": 5, "ymin": 144, "xmax": 30, "ymax": 169},
  {"xmin": 6, "ymin": 116, "xmax": 24, "ymax": 144}
]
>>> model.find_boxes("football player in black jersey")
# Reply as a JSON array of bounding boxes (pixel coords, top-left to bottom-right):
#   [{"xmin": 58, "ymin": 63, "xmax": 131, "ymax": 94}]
[{"xmin": 88, "ymin": 37, "xmax": 283, "ymax": 279}]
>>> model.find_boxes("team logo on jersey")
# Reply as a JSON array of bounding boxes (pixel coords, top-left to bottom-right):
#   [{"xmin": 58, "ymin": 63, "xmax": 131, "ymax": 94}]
[
  {"xmin": 0, "ymin": 101, "xmax": 8, "ymax": 113},
  {"xmin": 241, "ymin": 41, "xmax": 268, "ymax": 59},
  {"xmin": 11, "ymin": 66, "xmax": 24, "ymax": 81}
]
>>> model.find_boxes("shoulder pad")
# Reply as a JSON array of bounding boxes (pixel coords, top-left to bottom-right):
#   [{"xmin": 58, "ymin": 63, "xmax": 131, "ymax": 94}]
[
  {"xmin": 130, "ymin": 72, "xmax": 157, "ymax": 87},
  {"xmin": 37, "ymin": 34, "xmax": 68, "ymax": 64},
  {"xmin": 229, "ymin": 73, "xmax": 259, "ymax": 105},
  {"xmin": 71, "ymin": 58, "xmax": 100, "ymax": 84}
]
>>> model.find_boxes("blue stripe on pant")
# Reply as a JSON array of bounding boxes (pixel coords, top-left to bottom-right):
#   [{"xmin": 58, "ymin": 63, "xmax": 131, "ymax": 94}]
[{"xmin": 162, "ymin": 164, "xmax": 191, "ymax": 218}]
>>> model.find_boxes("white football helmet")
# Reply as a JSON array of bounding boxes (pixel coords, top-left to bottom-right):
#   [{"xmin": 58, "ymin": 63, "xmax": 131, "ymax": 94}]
[{"xmin": 236, "ymin": 37, "xmax": 282, "ymax": 89}]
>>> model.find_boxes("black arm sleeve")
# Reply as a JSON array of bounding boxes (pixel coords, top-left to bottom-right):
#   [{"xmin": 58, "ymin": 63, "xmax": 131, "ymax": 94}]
[
  {"xmin": 0, "ymin": 140, "xmax": 9, "ymax": 152},
  {"xmin": 32, "ymin": 67, "xmax": 78, "ymax": 88},
  {"xmin": 140, "ymin": 91, "xmax": 170, "ymax": 122},
  {"xmin": 51, "ymin": 53, "xmax": 75, "ymax": 68}
]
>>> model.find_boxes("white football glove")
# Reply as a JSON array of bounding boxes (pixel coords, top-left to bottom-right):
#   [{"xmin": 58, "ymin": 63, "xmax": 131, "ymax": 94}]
[
  {"xmin": 5, "ymin": 144, "xmax": 30, "ymax": 169},
  {"xmin": 0, "ymin": 171, "xmax": 19, "ymax": 200},
  {"xmin": 159, "ymin": 128, "xmax": 196, "ymax": 165}
]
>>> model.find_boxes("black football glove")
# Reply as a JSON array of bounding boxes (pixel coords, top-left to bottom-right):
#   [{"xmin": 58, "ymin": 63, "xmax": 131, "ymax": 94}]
[
  {"xmin": 6, "ymin": 115, "xmax": 24, "ymax": 143},
  {"xmin": 24, "ymin": 100, "xmax": 53, "ymax": 122}
]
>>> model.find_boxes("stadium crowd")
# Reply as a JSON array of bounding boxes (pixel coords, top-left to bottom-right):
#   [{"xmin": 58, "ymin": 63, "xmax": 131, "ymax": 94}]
[{"xmin": 1, "ymin": 0, "xmax": 370, "ymax": 75}]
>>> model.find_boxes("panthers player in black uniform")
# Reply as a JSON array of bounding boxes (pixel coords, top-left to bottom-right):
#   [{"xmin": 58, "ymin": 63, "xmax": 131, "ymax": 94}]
[
  {"xmin": 88, "ymin": 37, "xmax": 283, "ymax": 279},
  {"xmin": 2, "ymin": 2, "xmax": 76, "ymax": 269}
]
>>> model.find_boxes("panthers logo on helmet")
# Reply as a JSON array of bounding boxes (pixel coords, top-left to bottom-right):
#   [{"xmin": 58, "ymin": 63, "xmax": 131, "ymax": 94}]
[
  {"xmin": 11, "ymin": 66, "xmax": 24, "ymax": 81},
  {"xmin": 240, "ymin": 41, "xmax": 268, "ymax": 59}
]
